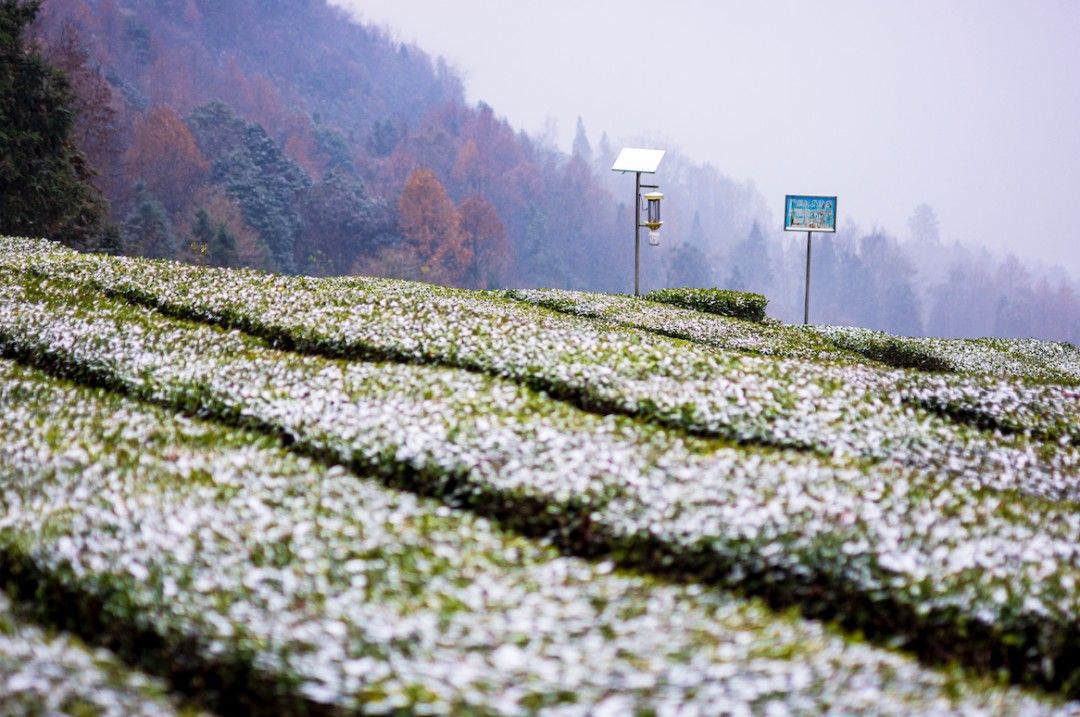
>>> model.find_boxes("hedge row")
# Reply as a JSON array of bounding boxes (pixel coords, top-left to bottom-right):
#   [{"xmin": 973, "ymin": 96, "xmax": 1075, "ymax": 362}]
[
  {"xmin": 809, "ymin": 325, "xmax": 1080, "ymax": 385},
  {"xmin": 0, "ymin": 591, "xmax": 199, "ymax": 716},
  {"xmin": 643, "ymin": 287, "xmax": 770, "ymax": 323},
  {"xmin": 506, "ymin": 288, "xmax": 852, "ymax": 362},
  {"xmin": 505, "ymin": 289, "xmax": 1080, "ymax": 447},
  {"xmin": 4, "ymin": 359, "xmax": 1062, "ymax": 713},
  {"xmin": 5, "ymin": 267, "xmax": 1080, "ymax": 696},
  {"xmin": 6, "ymin": 239, "xmax": 1076, "ymax": 474}
]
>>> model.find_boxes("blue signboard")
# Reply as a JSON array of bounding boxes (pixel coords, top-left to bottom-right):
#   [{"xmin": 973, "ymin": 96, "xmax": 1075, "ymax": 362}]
[{"xmin": 784, "ymin": 195, "xmax": 837, "ymax": 233}]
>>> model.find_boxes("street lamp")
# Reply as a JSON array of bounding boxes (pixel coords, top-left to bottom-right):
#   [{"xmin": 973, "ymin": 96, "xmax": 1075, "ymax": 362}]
[
  {"xmin": 612, "ymin": 147, "xmax": 666, "ymax": 296},
  {"xmin": 643, "ymin": 191, "xmax": 663, "ymax": 245}
]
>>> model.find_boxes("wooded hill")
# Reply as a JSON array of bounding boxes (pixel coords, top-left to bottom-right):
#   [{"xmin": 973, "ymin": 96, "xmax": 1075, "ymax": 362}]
[
  {"xmin": 28, "ymin": 0, "xmax": 627, "ymax": 291},
  {"xmin": 7, "ymin": 0, "xmax": 1080, "ymax": 341}
]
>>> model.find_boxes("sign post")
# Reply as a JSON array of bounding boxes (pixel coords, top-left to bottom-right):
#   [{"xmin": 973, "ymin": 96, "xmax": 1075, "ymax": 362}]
[
  {"xmin": 803, "ymin": 230, "xmax": 812, "ymax": 325},
  {"xmin": 784, "ymin": 194, "xmax": 837, "ymax": 325}
]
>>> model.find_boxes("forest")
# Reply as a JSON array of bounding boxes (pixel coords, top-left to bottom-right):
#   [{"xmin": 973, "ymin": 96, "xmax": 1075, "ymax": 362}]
[{"xmin": 6, "ymin": 0, "xmax": 1080, "ymax": 342}]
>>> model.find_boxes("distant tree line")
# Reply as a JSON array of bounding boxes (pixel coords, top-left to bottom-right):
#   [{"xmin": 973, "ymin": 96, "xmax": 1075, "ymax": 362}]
[
  {"xmin": 11, "ymin": 0, "xmax": 627, "ymax": 291},
  {"xmin": 3, "ymin": 0, "xmax": 1077, "ymax": 342},
  {"xmin": 586, "ymin": 139, "xmax": 1080, "ymax": 342}
]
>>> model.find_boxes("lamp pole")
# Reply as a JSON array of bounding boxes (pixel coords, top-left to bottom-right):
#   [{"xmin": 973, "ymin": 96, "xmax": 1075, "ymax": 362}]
[
  {"xmin": 634, "ymin": 171, "xmax": 641, "ymax": 297},
  {"xmin": 612, "ymin": 148, "xmax": 666, "ymax": 297},
  {"xmin": 634, "ymin": 174, "xmax": 660, "ymax": 297}
]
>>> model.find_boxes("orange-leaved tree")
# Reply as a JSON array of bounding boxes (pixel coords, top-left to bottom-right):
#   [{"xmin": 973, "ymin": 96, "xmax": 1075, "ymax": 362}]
[
  {"xmin": 459, "ymin": 195, "xmax": 511, "ymax": 289},
  {"xmin": 396, "ymin": 168, "xmax": 471, "ymax": 285},
  {"xmin": 122, "ymin": 106, "xmax": 208, "ymax": 212}
]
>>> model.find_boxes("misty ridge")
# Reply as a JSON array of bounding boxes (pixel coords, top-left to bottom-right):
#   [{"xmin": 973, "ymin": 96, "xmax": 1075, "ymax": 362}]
[{"xmin": 23, "ymin": 0, "xmax": 1080, "ymax": 344}]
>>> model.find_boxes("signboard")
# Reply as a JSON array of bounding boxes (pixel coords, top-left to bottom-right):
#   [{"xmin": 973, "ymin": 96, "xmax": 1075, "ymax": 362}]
[{"xmin": 784, "ymin": 195, "xmax": 837, "ymax": 233}]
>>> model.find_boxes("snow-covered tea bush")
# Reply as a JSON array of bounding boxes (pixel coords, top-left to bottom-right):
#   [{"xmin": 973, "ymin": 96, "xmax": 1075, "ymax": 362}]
[
  {"xmin": 506, "ymin": 288, "xmax": 852, "ymax": 362},
  {"xmin": 811, "ymin": 325, "xmax": 1080, "ymax": 383},
  {"xmin": 3, "ymin": 236, "xmax": 1080, "ymax": 706},
  {"xmin": 6, "ymin": 358, "xmax": 1070, "ymax": 714},
  {"xmin": 644, "ymin": 287, "xmax": 769, "ymax": 322},
  {"xmin": 0, "ymin": 593, "xmax": 202, "ymax": 717}
]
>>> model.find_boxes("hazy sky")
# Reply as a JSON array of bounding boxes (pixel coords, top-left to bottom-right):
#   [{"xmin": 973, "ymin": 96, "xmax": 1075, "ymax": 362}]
[{"xmin": 332, "ymin": 1, "xmax": 1080, "ymax": 276}]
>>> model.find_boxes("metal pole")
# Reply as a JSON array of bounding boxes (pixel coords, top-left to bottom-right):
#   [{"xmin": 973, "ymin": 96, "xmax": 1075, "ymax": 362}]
[
  {"xmin": 634, "ymin": 171, "xmax": 641, "ymax": 297},
  {"xmin": 803, "ymin": 230, "xmax": 812, "ymax": 325}
]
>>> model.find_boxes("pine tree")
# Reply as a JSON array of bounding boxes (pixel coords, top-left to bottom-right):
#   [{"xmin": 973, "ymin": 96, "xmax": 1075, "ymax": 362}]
[
  {"xmin": 881, "ymin": 277, "xmax": 924, "ymax": 336},
  {"xmin": 367, "ymin": 118, "xmax": 400, "ymax": 158},
  {"xmin": 189, "ymin": 207, "xmax": 213, "ymax": 264},
  {"xmin": 725, "ymin": 221, "xmax": 772, "ymax": 293},
  {"xmin": 297, "ymin": 169, "xmax": 387, "ymax": 275},
  {"xmin": 0, "ymin": 0, "xmax": 113, "ymax": 249},
  {"xmin": 666, "ymin": 241, "xmax": 713, "ymax": 288},
  {"xmin": 122, "ymin": 184, "xmax": 178, "ymax": 259},
  {"xmin": 907, "ymin": 203, "xmax": 941, "ymax": 246},
  {"xmin": 210, "ymin": 223, "xmax": 238, "ymax": 268},
  {"xmin": 595, "ymin": 131, "xmax": 613, "ymax": 173},
  {"xmin": 687, "ymin": 211, "xmax": 706, "ymax": 249},
  {"xmin": 314, "ymin": 125, "xmax": 356, "ymax": 176},
  {"xmin": 571, "ymin": 116, "xmax": 592, "ymax": 163},
  {"xmin": 187, "ymin": 102, "xmax": 310, "ymax": 273}
]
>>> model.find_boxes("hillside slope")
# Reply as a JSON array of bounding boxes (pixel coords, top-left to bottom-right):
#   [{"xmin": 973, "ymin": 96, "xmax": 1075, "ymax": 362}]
[
  {"xmin": 2, "ymin": 236, "xmax": 1080, "ymax": 713},
  {"xmin": 31, "ymin": 0, "xmax": 631, "ymax": 291},
  {"xmin": 25, "ymin": 1, "xmax": 1080, "ymax": 340}
]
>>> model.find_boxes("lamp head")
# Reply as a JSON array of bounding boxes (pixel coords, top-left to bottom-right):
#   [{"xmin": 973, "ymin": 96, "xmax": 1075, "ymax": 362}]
[{"xmin": 643, "ymin": 191, "xmax": 664, "ymax": 232}]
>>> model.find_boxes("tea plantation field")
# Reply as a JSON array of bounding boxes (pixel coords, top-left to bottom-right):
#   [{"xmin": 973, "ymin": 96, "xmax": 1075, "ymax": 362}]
[{"xmin": 2, "ymin": 236, "xmax": 1080, "ymax": 715}]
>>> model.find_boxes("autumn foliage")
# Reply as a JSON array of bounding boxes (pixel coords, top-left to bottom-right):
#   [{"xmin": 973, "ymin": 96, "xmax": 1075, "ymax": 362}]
[
  {"xmin": 459, "ymin": 195, "xmax": 511, "ymax": 289},
  {"xmin": 397, "ymin": 169, "xmax": 472, "ymax": 286},
  {"xmin": 122, "ymin": 107, "xmax": 208, "ymax": 211},
  {"xmin": 25, "ymin": 0, "xmax": 630, "ymax": 292},
  {"xmin": 24, "ymin": 0, "xmax": 1080, "ymax": 344}
]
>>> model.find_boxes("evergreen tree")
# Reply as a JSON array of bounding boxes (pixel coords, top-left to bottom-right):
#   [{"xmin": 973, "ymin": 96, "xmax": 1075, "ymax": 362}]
[
  {"xmin": 187, "ymin": 102, "xmax": 310, "ymax": 273},
  {"xmin": 860, "ymin": 231, "xmax": 923, "ymax": 335},
  {"xmin": 807, "ymin": 235, "xmax": 840, "ymax": 322},
  {"xmin": 122, "ymin": 184, "xmax": 178, "ymax": 259},
  {"xmin": 687, "ymin": 211, "xmax": 706, "ymax": 249},
  {"xmin": 518, "ymin": 202, "xmax": 567, "ymax": 288},
  {"xmin": 666, "ymin": 241, "xmax": 713, "ymax": 288},
  {"xmin": 0, "ymin": 0, "xmax": 113, "ymax": 249},
  {"xmin": 210, "ymin": 223, "xmax": 238, "ymax": 268},
  {"xmin": 881, "ymin": 278, "xmax": 923, "ymax": 336},
  {"xmin": 726, "ymin": 221, "xmax": 772, "ymax": 293},
  {"xmin": 727, "ymin": 264, "xmax": 745, "ymax": 291},
  {"xmin": 188, "ymin": 207, "xmax": 238, "ymax": 268},
  {"xmin": 571, "ymin": 116, "xmax": 592, "ymax": 163},
  {"xmin": 184, "ymin": 101, "xmax": 248, "ymax": 159},
  {"xmin": 314, "ymin": 125, "xmax": 357, "ymax": 176},
  {"xmin": 595, "ymin": 131, "xmax": 613, "ymax": 173},
  {"xmin": 367, "ymin": 118, "xmax": 400, "ymax": 158},
  {"xmin": 907, "ymin": 203, "xmax": 941, "ymax": 246},
  {"xmin": 189, "ymin": 207, "xmax": 213, "ymax": 263},
  {"xmin": 297, "ymin": 169, "xmax": 388, "ymax": 275}
]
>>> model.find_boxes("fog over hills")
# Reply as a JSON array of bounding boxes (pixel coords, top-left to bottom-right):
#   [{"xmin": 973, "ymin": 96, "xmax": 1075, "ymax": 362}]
[
  {"xmin": 337, "ymin": 1, "xmax": 1080, "ymax": 277},
  {"xmin": 21, "ymin": 0, "xmax": 1080, "ymax": 341}
]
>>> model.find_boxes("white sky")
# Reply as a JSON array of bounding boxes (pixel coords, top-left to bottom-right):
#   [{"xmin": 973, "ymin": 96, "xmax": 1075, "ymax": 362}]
[{"xmin": 331, "ymin": 1, "xmax": 1080, "ymax": 277}]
